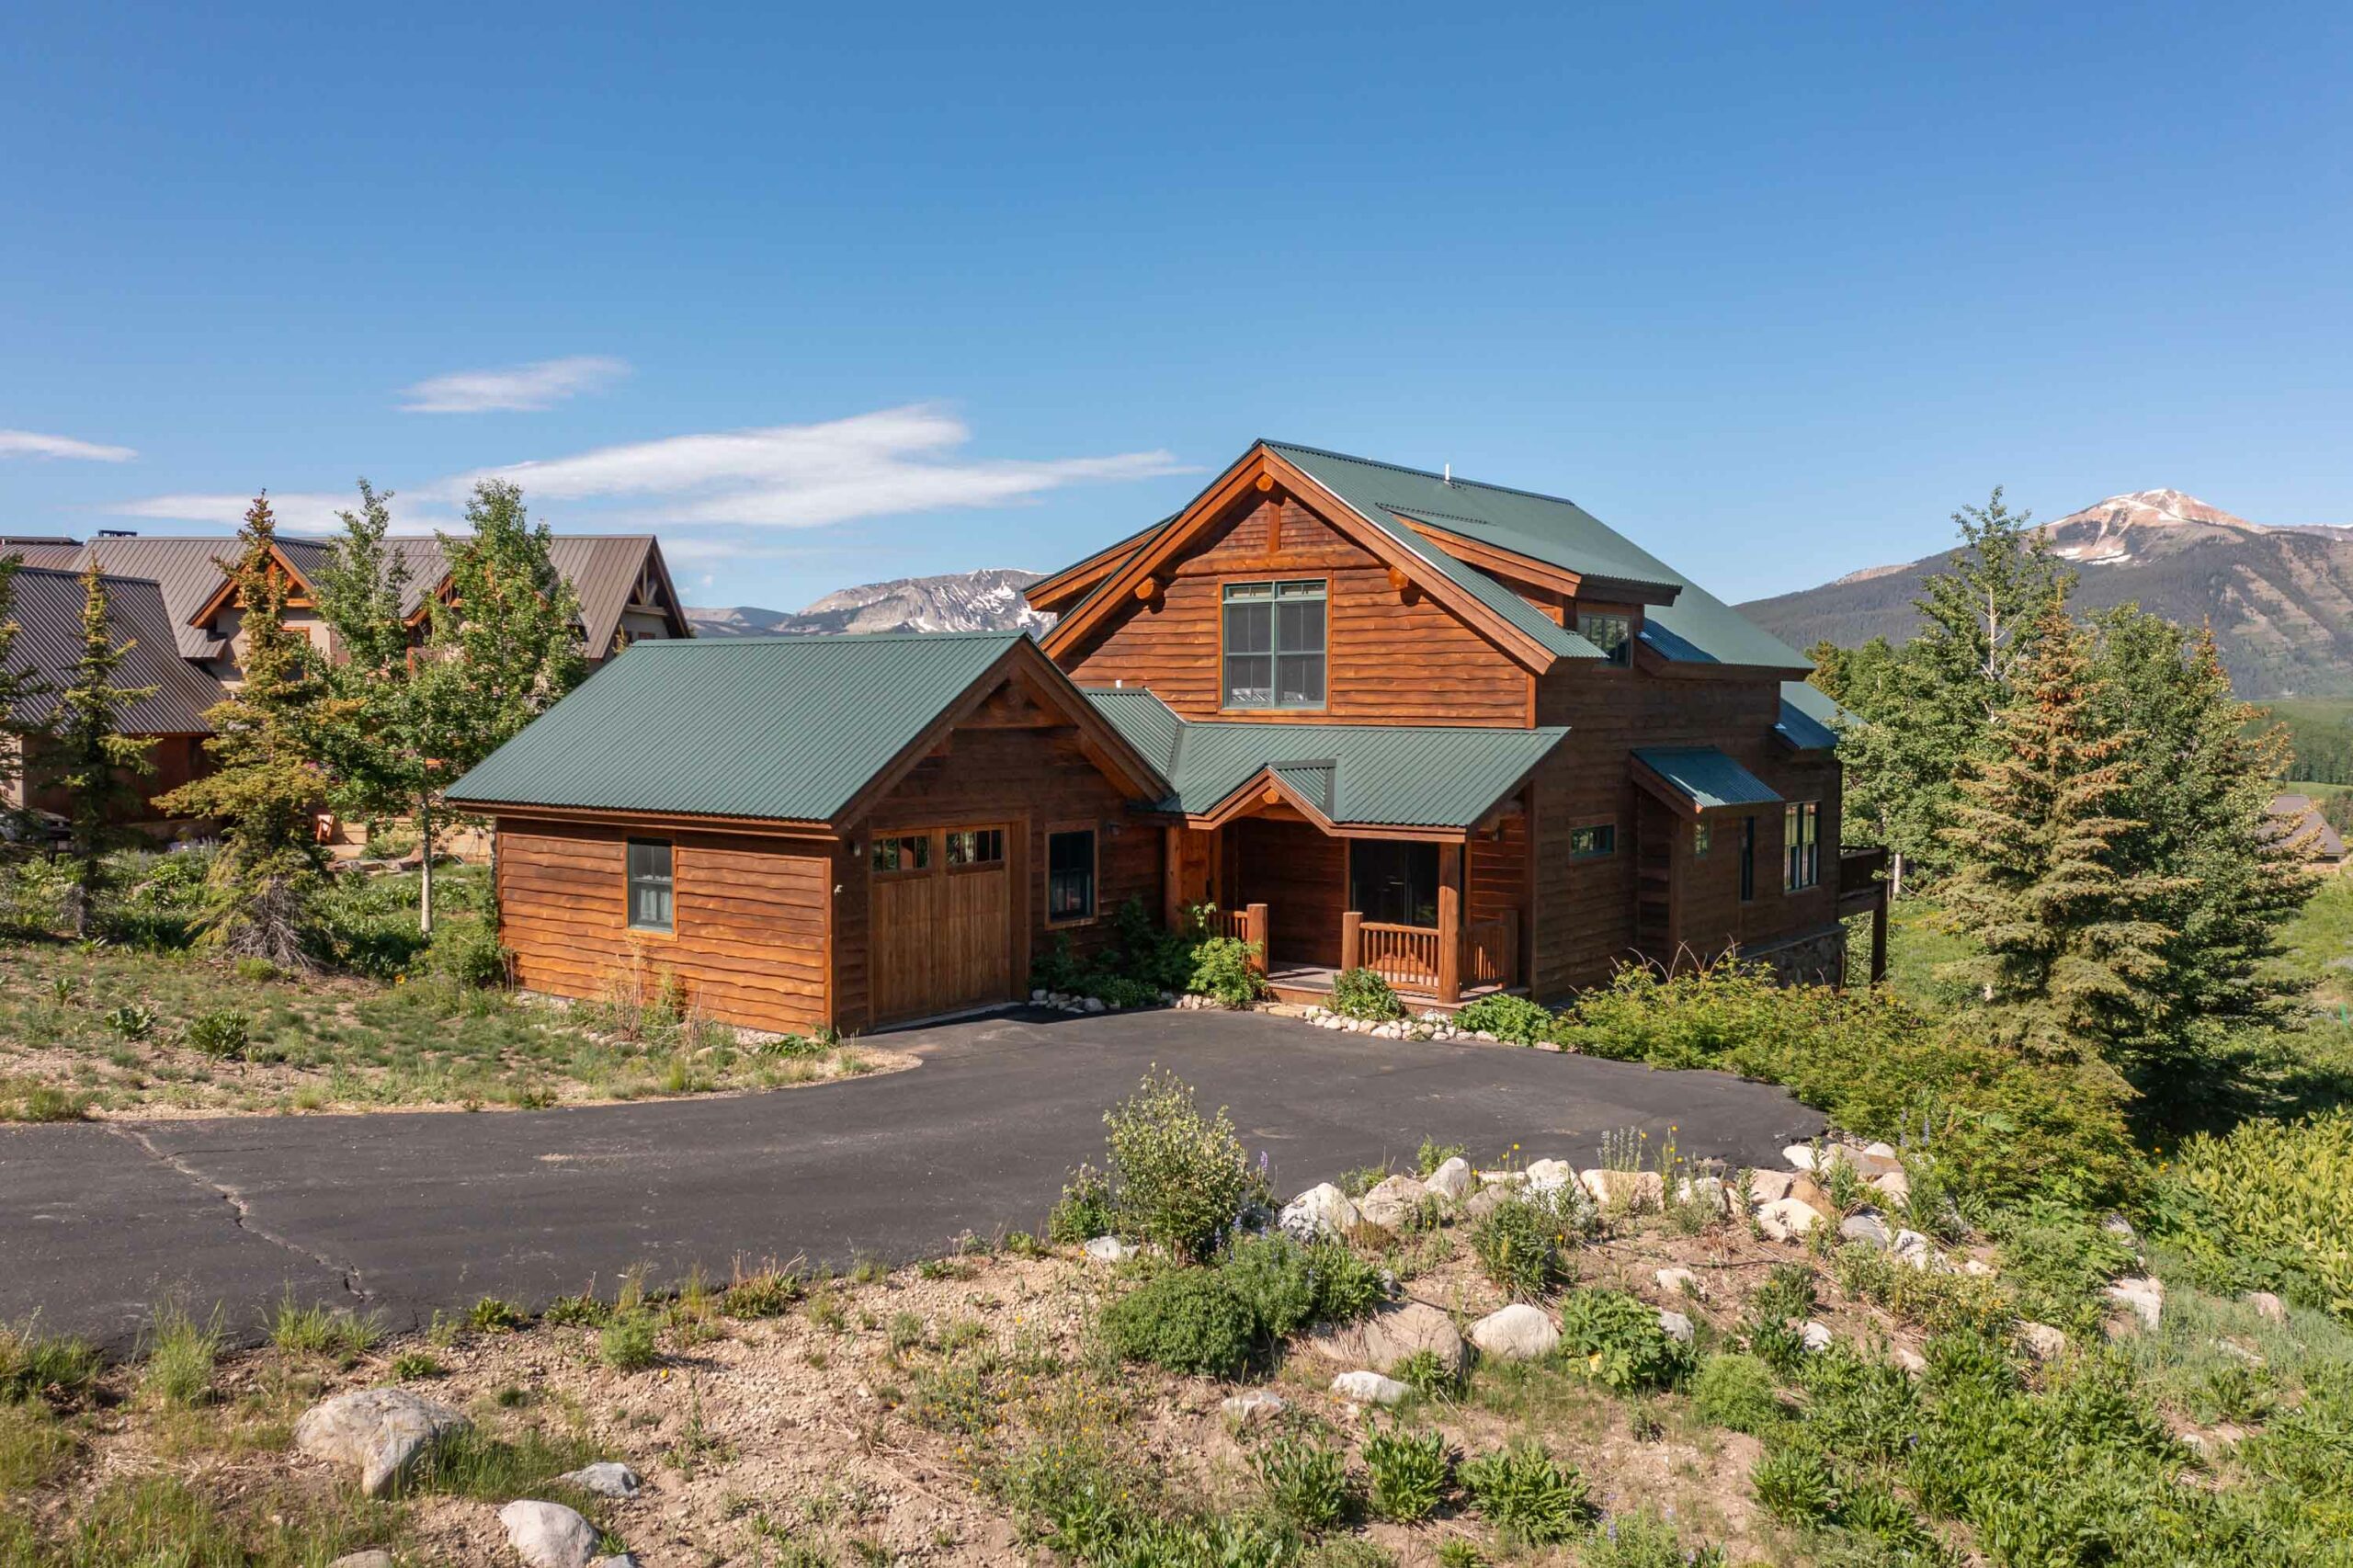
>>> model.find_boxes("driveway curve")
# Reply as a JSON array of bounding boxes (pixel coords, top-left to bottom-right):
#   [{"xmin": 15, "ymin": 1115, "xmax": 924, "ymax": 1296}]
[{"xmin": 0, "ymin": 1006, "xmax": 1822, "ymax": 1349}]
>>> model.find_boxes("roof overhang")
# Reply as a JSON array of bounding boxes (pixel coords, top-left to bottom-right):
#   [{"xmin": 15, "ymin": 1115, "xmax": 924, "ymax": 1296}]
[
  {"xmin": 1393, "ymin": 515, "xmax": 1683, "ymax": 608},
  {"xmin": 188, "ymin": 541, "xmax": 316, "ymax": 630},
  {"xmin": 1631, "ymin": 747, "xmax": 1784, "ymax": 819}
]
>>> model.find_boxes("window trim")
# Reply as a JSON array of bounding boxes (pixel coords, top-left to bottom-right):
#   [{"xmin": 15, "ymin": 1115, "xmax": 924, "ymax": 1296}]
[
  {"xmin": 944, "ymin": 824, "xmax": 1007, "ymax": 875},
  {"xmin": 624, "ymin": 836, "xmax": 676, "ymax": 937},
  {"xmin": 1739, "ymin": 814, "xmax": 1757, "ymax": 903},
  {"xmin": 870, "ymin": 830, "xmax": 935, "ymax": 879},
  {"xmin": 1784, "ymin": 800, "xmax": 1822, "ymax": 892},
  {"xmin": 1045, "ymin": 822, "xmax": 1100, "ymax": 926},
  {"xmin": 1568, "ymin": 821, "xmax": 1619, "ymax": 861},
  {"xmin": 1574, "ymin": 607, "xmax": 1636, "ymax": 668},
  {"xmin": 1219, "ymin": 577, "xmax": 1329, "ymax": 713}
]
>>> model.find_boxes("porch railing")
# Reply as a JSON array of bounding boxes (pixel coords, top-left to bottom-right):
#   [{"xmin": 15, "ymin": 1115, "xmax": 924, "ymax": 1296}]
[
  {"xmin": 1214, "ymin": 903, "xmax": 1269, "ymax": 972},
  {"xmin": 1356, "ymin": 920, "xmax": 1442, "ymax": 991}
]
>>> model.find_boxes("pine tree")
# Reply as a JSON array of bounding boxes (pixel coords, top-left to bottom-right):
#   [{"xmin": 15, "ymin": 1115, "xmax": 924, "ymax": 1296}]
[
  {"xmin": 1835, "ymin": 490, "xmax": 2073, "ymax": 888},
  {"xmin": 2088, "ymin": 608, "xmax": 2319, "ymax": 1094},
  {"xmin": 1936, "ymin": 599, "xmax": 2184, "ymax": 1084},
  {"xmin": 34, "ymin": 564, "xmax": 159, "ymax": 934},
  {"xmin": 0, "ymin": 554, "xmax": 54, "ymax": 832},
  {"xmin": 156, "ymin": 494, "xmax": 327, "ymax": 965}
]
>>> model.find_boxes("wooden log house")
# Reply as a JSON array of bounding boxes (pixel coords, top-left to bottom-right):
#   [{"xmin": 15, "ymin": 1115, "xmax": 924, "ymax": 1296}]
[{"xmin": 449, "ymin": 440, "xmax": 1887, "ymax": 1034}]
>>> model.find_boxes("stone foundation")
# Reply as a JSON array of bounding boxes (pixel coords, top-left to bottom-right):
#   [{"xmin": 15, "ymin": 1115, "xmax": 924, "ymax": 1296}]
[{"xmin": 1745, "ymin": 924, "xmax": 1848, "ymax": 987}]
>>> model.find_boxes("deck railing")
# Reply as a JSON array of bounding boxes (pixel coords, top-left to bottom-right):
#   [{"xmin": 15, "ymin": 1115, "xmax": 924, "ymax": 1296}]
[
  {"xmin": 1215, "ymin": 903, "xmax": 1270, "ymax": 972},
  {"xmin": 1357, "ymin": 920, "xmax": 1442, "ymax": 991},
  {"xmin": 1463, "ymin": 910, "xmax": 1519, "ymax": 989}
]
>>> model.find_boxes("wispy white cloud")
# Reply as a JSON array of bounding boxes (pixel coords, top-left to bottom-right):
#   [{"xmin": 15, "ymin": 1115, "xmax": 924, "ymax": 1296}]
[
  {"xmin": 461, "ymin": 403, "xmax": 1188, "ymax": 528},
  {"xmin": 108, "ymin": 491, "xmax": 453, "ymax": 534},
  {"xmin": 399, "ymin": 355, "xmax": 630, "ymax": 414},
  {"xmin": 1, "ymin": 428, "xmax": 137, "ymax": 462}
]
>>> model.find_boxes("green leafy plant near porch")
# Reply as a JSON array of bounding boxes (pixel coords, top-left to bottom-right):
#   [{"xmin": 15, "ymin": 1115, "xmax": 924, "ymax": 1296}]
[
  {"xmin": 1328, "ymin": 967, "xmax": 1404, "ymax": 1021},
  {"xmin": 1452, "ymin": 994, "xmax": 1557, "ymax": 1043}
]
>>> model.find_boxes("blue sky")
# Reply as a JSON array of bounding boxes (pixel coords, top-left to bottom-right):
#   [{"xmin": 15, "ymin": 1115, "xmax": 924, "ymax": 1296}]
[{"xmin": 4, "ymin": 2, "xmax": 2347, "ymax": 610}]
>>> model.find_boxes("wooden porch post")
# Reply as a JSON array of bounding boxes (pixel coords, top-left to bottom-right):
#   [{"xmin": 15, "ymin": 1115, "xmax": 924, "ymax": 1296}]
[
  {"xmin": 1245, "ymin": 903, "xmax": 1269, "ymax": 973},
  {"xmin": 1162, "ymin": 826, "xmax": 1185, "ymax": 933},
  {"xmin": 1340, "ymin": 910, "xmax": 1362, "ymax": 971},
  {"xmin": 1870, "ymin": 892, "xmax": 1889, "ymax": 986},
  {"xmin": 1437, "ymin": 843, "xmax": 1462, "ymax": 1004}
]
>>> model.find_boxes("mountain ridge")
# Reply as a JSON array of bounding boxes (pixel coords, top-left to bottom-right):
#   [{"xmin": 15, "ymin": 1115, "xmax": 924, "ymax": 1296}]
[{"xmin": 686, "ymin": 567, "xmax": 1052, "ymax": 641}]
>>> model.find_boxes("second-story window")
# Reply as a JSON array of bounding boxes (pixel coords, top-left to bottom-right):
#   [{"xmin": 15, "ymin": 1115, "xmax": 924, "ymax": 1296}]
[
  {"xmin": 1784, "ymin": 801, "xmax": 1821, "ymax": 891},
  {"xmin": 1577, "ymin": 610, "xmax": 1633, "ymax": 666},
  {"xmin": 1222, "ymin": 580, "xmax": 1326, "ymax": 709}
]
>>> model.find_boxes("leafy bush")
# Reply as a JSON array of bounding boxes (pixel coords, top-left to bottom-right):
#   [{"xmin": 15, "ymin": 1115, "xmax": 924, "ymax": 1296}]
[
  {"xmin": 1470, "ymin": 1187, "xmax": 1593, "ymax": 1299},
  {"xmin": 1392, "ymin": 1347, "xmax": 1458, "ymax": 1399},
  {"xmin": 428, "ymin": 923, "xmax": 511, "ymax": 988},
  {"xmin": 1103, "ymin": 1070, "xmax": 1262, "ymax": 1261},
  {"xmin": 598, "ymin": 1311, "xmax": 660, "ymax": 1370},
  {"xmin": 2154, "ymin": 1108, "xmax": 2353, "ymax": 1315},
  {"xmin": 1046, "ymin": 1163, "xmax": 1117, "ymax": 1244},
  {"xmin": 1362, "ymin": 1427, "xmax": 1450, "ymax": 1521},
  {"xmin": 1415, "ymin": 1138, "xmax": 1466, "ymax": 1177},
  {"xmin": 1835, "ymin": 1243, "xmax": 2015, "ymax": 1335},
  {"xmin": 1188, "ymin": 935, "xmax": 1267, "ymax": 1009},
  {"xmin": 390, "ymin": 1350, "xmax": 444, "ymax": 1381},
  {"xmin": 1218, "ymin": 1234, "xmax": 1384, "ymax": 1339},
  {"xmin": 466, "ymin": 1296, "xmax": 527, "ymax": 1333},
  {"xmin": 1453, "ymin": 994, "xmax": 1556, "ymax": 1044},
  {"xmin": 1328, "ymin": 967, "xmax": 1404, "ymax": 1022},
  {"xmin": 181, "ymin": 1008, "xmax": 248, "ymax": 1060},
  {"xmin": 1989, "ymin": 1213, "xmax": 2137, "ymax": 1335},
  {"xmin": 1098, "ymin": 1267, "xmax": 1260, "ymax": 1378},
  {"xmin": 1751, "ymin": 1261, "xmax": 1820, "ymax": 1324},
  {"xmin": 542, "ymin": 1293, "xmax": 612, "ymax": 1327},
  {"xmin": 1553, "ymin": 1289, "xmax": 1690, "ymax": 1392},
  {"xmin": 1459, "ymin": 1440, "xmax": 1596, "ymax": 1546},
  {"xmin": 1690, "ymin": 1352, "xmax": 1784, "ymax": 1434},
  {"xmin": 1253, "ymin": 1435, "xmax": 1355, "ymax": 1531},
  {"xmin": 1555, "ymin": 963, "xmax": 2143, "ymax": 1210},
  {"xmin": 102, "ymin": 1003, "xmax": 156, "ymax": 1042},
  {"xmin": 1751, "ymin": 1443, "xmax": 1844, "ymax": 1527},
  {"xmin": 1583, "ymin": 1510, "xmax": 1729, "ymax": 1568}
]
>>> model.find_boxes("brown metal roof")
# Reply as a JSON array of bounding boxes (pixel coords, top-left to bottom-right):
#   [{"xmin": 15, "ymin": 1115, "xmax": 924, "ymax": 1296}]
[
  {"xmin": 384, "ymin": 534, "xmax": 684, "ymax": 656},
  {"xmin": 66, "ymin": 538, "xmax": 243, "ymax": 658},
  {"xmin": 4, "ymin": 565, "xmax": 225, "ymax": 734},
  {"xmin": 1, "ymin": 541, "xmax": 86, "ymax": 568}
]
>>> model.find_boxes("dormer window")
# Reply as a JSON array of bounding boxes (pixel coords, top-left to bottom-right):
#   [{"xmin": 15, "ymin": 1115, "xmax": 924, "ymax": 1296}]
[
  {"xmin": 1577, "ymin": 611, "xmax": 1632, "ymax": 666},
  {"xmin": 1222, "ymin": 579, "xmax": 1326, "ymax": 710}
]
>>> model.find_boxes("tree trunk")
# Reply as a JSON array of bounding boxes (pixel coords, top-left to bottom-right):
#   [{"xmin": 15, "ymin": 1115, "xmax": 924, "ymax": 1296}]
[{"xmin": 417, "ymin": 796, "xmax": 436, "ymax": 937}]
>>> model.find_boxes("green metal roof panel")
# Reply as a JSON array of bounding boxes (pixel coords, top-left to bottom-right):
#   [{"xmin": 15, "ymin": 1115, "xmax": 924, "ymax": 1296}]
[
  {"xmin": 1085, "ymin": 688, "xmax": 1567, "ymax": 828},
  {"xmin": 1775, "ymin": 681, "xmax": 1847, "ymax": 752},
  {"xmin": 448, "ymin": 631, "xmax": 1024, "ymax": 822},
  {"xmin": 1633, "ymin": 746, "xmax": 1784, "ymax": 811},
  {"xmin": 1269, "ymin": 441, "xmax": 1812, "ymax": 673}
]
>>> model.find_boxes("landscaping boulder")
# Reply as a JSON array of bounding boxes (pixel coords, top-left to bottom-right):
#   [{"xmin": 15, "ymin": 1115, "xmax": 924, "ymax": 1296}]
[
  {"xmin": 1524, "ymin": 1158, "xmax": 1576, "ymax": 1193},
  {"xmin": 1656, "ymin": 1266, "xmax": 1702, "ymax": 1298},
  {"xmin": 1468, "ymin": 1303, "xmax": 1558, "ymax": 1361},
  {"xmin": 1892, "ymin": 1347, "xmax": 1927, "ymax": 1375},
  {"xmin": 1357, "ymin": 1175, "xmax": 1428, "ymax": 1233},
  {"xmin": 1221, "ymin": 1390, "xmax": 1287, "ymax": 1424},
  {"xmin": 1756, "ymin": 1197, "xmax": 1826, "ymax": 1241},
  {"xmin": 592, "ymin": 1557, "xmax": 642, "ymax": 1568},
  {"xmin": 2244, "ymin": 1290, "xmax": 2288, "ymax": 1324},
  {"xmin": 1330, "ymin": 1370, "xmax": 1412, "ymax": 1406},
  {"xmin": 1460, "ymin": 1186, "xmax": 1513, "ymax": 1221},
  {"xmin": 1800, "ymin": 1322, "xmax": 1834, "ymax": 1353},
  {"xmin": 1851, "ymin": 1142, "xmax": 1904, "ymax": 1179},
  {"xmin": 1839, "ymin": 1212, "xmax": 1891, "ymax": 1250},
  {"xmin": 1747, "ymin": 1169, "xmax": 1799, "ymax": 1205},
  {"xmin": 1870, "ymin": 1169, "xmax": 1911, "ymax": 1204},
  {"xmin": 1578, "ymin": 1168, "xmax": 1664, "ymax": 1212},
  {"xmin": 294, "ymin": 1387, "xmax": 472, "ymax": 1497},
  {"xmin": 1305, "ymin": 1301, "xmax": 1467, "ymax": 1376},
  {"xmin": 1676, "ymin": 1176, "xmax": 1731, "ymax": 1215},
  {"xmin": 2018, "ymin": 1323, "xmax": 2068, "ymax": 1360},
  {"xmin": 1279, "ymin": 1183, "xmax": 1360, "ymax": 1241},
  {"xmin": 1084, "ymin": 1236, "xmax": 1138, "ymax": 1264},
  {"xmin": 498, "ymin": 1500, "xmax": 601, "ymax": 1568},
  {"xmin": 2106, "ymin": 1276, "xmax": 2165, "ymax": 1331},
  {"xmin": 1423, "ymin": 1157, "xmax": 1473, "ymax": 1203},
  {"xmin": 1657, "ymin": 1309, "xmax": 1695, "ymax": 1344},
  {"xmin": 329, "ymin": 1553, "xmax": 396, "ymax": 1568},
  {"xmin": 1783, "ymin": 1143, "xmax": 1825, "ymax": 1173},
  {"xmin": 558, "ymin": 1462, "xmax": 642, "ymax": 1499},
  {"xmin": 1961, "ymin": 1257, "xmax": 1997, "ymax": 1278}
]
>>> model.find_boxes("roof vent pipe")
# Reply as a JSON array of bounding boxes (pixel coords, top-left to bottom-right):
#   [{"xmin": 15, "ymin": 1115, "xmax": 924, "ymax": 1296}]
[{"xmin": 1443, "ymin": 463, "xmax": 1453, "ymax": 486}]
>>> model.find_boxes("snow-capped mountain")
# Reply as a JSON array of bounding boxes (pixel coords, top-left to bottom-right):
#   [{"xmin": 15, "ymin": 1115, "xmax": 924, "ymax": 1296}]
[{"xmin": 687, "ymin": 568, "xmax": 1054, "ymax": 640}]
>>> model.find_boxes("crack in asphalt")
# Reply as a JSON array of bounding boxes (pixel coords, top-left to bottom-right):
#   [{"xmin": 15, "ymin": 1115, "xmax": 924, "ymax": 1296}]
[{"xmin": 106, "ymin": 1123, "xmax": 372, "ymax": 1304}]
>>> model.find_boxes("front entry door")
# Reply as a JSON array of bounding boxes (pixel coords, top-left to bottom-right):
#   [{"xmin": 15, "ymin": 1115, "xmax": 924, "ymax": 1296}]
[
  {"xmin": 870, "ymin": 825, "xmax": 1014, "ymax": 1023},
  {"xmin": 1348, "ymin": 839, "xmax": 1439, "ymax": 927}
]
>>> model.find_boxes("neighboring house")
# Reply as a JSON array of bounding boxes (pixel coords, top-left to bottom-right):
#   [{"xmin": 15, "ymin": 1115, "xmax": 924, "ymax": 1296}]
[
  {"xmin": 0, "ymin": 565, "xmax": 226, "ymax": 823},
  {"xmin": 2269, "ymin": 793, "xmax": 2349, "ymax": 869},
  {"xmin": 449, "ymin": 439, "xmax": 1885, "ymax": 1036}
]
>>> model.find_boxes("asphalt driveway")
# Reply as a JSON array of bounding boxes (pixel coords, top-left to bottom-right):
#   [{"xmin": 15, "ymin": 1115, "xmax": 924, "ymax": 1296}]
[{"xmin": 0, "ymin": 1006, "xmax": 1822, "ymax": 1349}]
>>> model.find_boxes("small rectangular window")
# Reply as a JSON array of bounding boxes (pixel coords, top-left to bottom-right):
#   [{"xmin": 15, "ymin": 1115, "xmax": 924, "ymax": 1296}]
[
  {"xmin": 1739, "ymin": 815, "xmax": 1756, "ymax": 902},
  {"xmin": 946, "ymin": 827, "xmax": 1005, "ymax": 868},
  {"xmin": 1222, "ymin": 579, "xmax": 1326, "ymax": 709},
  {"xmin": 626, "ymin": 839, "xmax": 674, "ymax": 933},
  {"xmin": 1577, "ymin": 611, "xmax": 1633, "ymax": 666},
  {"xmin": 1693, "ymin": 820, "xmax": 1711, "ymax": 858},
  {"xmin": 1784, "ymin": 801, "xmax": 1821, "ymax": 891},
  {"xmin": 1048, "ymin": 828, "xmax": 1097, "ymax": 922},
  {"xmin": 871, "ymin": 834, "xmax": 931, "ymax": 875},
  {"xmin": 1569, "ymin": 823, "xmax": 1617, "ymax": 859}
]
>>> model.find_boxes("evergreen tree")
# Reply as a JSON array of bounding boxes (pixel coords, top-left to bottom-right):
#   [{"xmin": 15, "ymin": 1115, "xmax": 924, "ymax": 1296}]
[
  {"xmin": 2088, "ymin": 608, "xmax": 2319, "ymax": 1092},
  {"xmin": 35, "ymin": 564, "xmax": 158, "ymax": 934},
  {"xmin": 1936, "ymin": 599, "xmax": 2184, "ymax": 1085},
  {"xmin": 157, "ymin": 494, "xmax": 328, "ymax": 965},
  {"xmin": 1834, "ymin": 490, "xmax": 2072, "ymax": 889},
  {"xmin": 0, "ymin": 554, "xmax": 54, "ymax": 835}
]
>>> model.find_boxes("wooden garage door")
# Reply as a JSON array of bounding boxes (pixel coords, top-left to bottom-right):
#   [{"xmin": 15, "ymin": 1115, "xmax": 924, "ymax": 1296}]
[{"xmin": 870, "ymin": 826, "xmax": 1015, "ymax": 1023}]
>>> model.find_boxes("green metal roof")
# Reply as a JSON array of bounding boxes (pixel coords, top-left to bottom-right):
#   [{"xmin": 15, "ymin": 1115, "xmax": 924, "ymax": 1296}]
[
  {"xmin": 1086, "ymin": 687, "xmax": 1566, "ymax": 829},
  {"xmin": 1632, "ymin": 746, "xmax": 1783, "ymax": 811},
  {"xmin": 1775, "ymin": 681, "xmax": 1848, "ymax": 752},
  {"xmin": 1267, "ymin": 441, "xmax": 1812, "ymax": 674},
  {"xmin": 448, "ymin": 631, "xmax": 1030, "ymax": 822}
]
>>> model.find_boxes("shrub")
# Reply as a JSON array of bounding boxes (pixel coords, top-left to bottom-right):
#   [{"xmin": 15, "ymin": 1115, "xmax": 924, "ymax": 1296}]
[
  {"xmin": 1102, "ymin": 1070, "xmax": 1262, "ymax": 1261},
  {"xmin": 2154, "ymin": 1108, "xmax": 2353, "ymax": 1315},
  {"xmin": 721, "ymin": 1270, "xmax": 801, "ymax": 1319},
  {"xmin": 1436, "ymin": 1544, "xmax": 1486, "ymax": 1568},
  {"xmin": 429, "ymin": 923, "xmax": 511, "ymax": 988},
  {"xmin": 1188, "ymin": 936, "xmax": 1267, "ymax": 1009},
  {"xmin": 1750, "ymin": 1443, "xmax": 1843, "ymax": 1527},
  {"xmin": 1328, "ymin": 967, "xmax": 1404, "ymax": 1022},
  {"xmin": 1098, "ymin": 1267, "xmax": 1260, "ymax": 1378},
  {"xmin": 1392, "ymin": 1347, "xmax": 1458, "ymax": 1399},
  {"xmin": 1219, "ymin": 1234, "xmax": 1384, "ymax": 1339},
  {"xmin": 1453, "ymin": 994, "xmax": 1556, "ymax": 1044},
  {"xmin": 1690, "ymin": 1352, "xmax": 1784, "ymax": 1433},
  {"xmin": 181, "ymin": 1008, "xmax": 249, "ymax": 1060},
  {"xmin": 1046, "ymin": 1163, "xmax": 1117, "ymax": 1244},
  {"xmin": 1554, "ymin": 1289, "xmax": 1691, "ymax": 1392},
  {"xmin": 466, "ymin": 1296, "xmax": 528, "ymax": 1334},
  {"xmin": 1459, "ymin": 1440, "xmax": 1596, "ymax": 1546},
  {"xmin": 102, "ymin": 1003, "xmax": 156, "ymax": 1042},
  {"xmin": 1751, "ymin": 1261, "xmax": 1820, "ymax": 1324},
  {"xmin": 542, "ymin": 1293, "xmax": 612, "ymax": 1327},
  {"xmin": 1835, "ymin": 1243, "xmax": 2015, "ymax": 1335},
  {"xmin": 1415, "ymin": 1138, "xmax": 1466, "ymax": 1177},
  {"xmin": 598, "ymin": 1311, "xmax": 660, "ymax": 1371},
  {"xmin": 1362, "ymin": 1426, "xmax": 1450, "ymax": 1520},
  {"xmin": 390, "ymin": 1351, "xmax": 444, "ymax": 1381},
  {"xmin": 1253, "ymin": 1435, "xmax": 1355, "ymax": 1531},
  {"xmin": 1990, "ymin": 1213, "xmax": 2137, "ymax": 1335},
  {"xmin": 1470, "ymin": 1187, "xmax": 1592, "ymax": 1299},
  {"xmin": 1583, "ymin": 1510, "xmax": 1729, "ymax": 1568}
]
